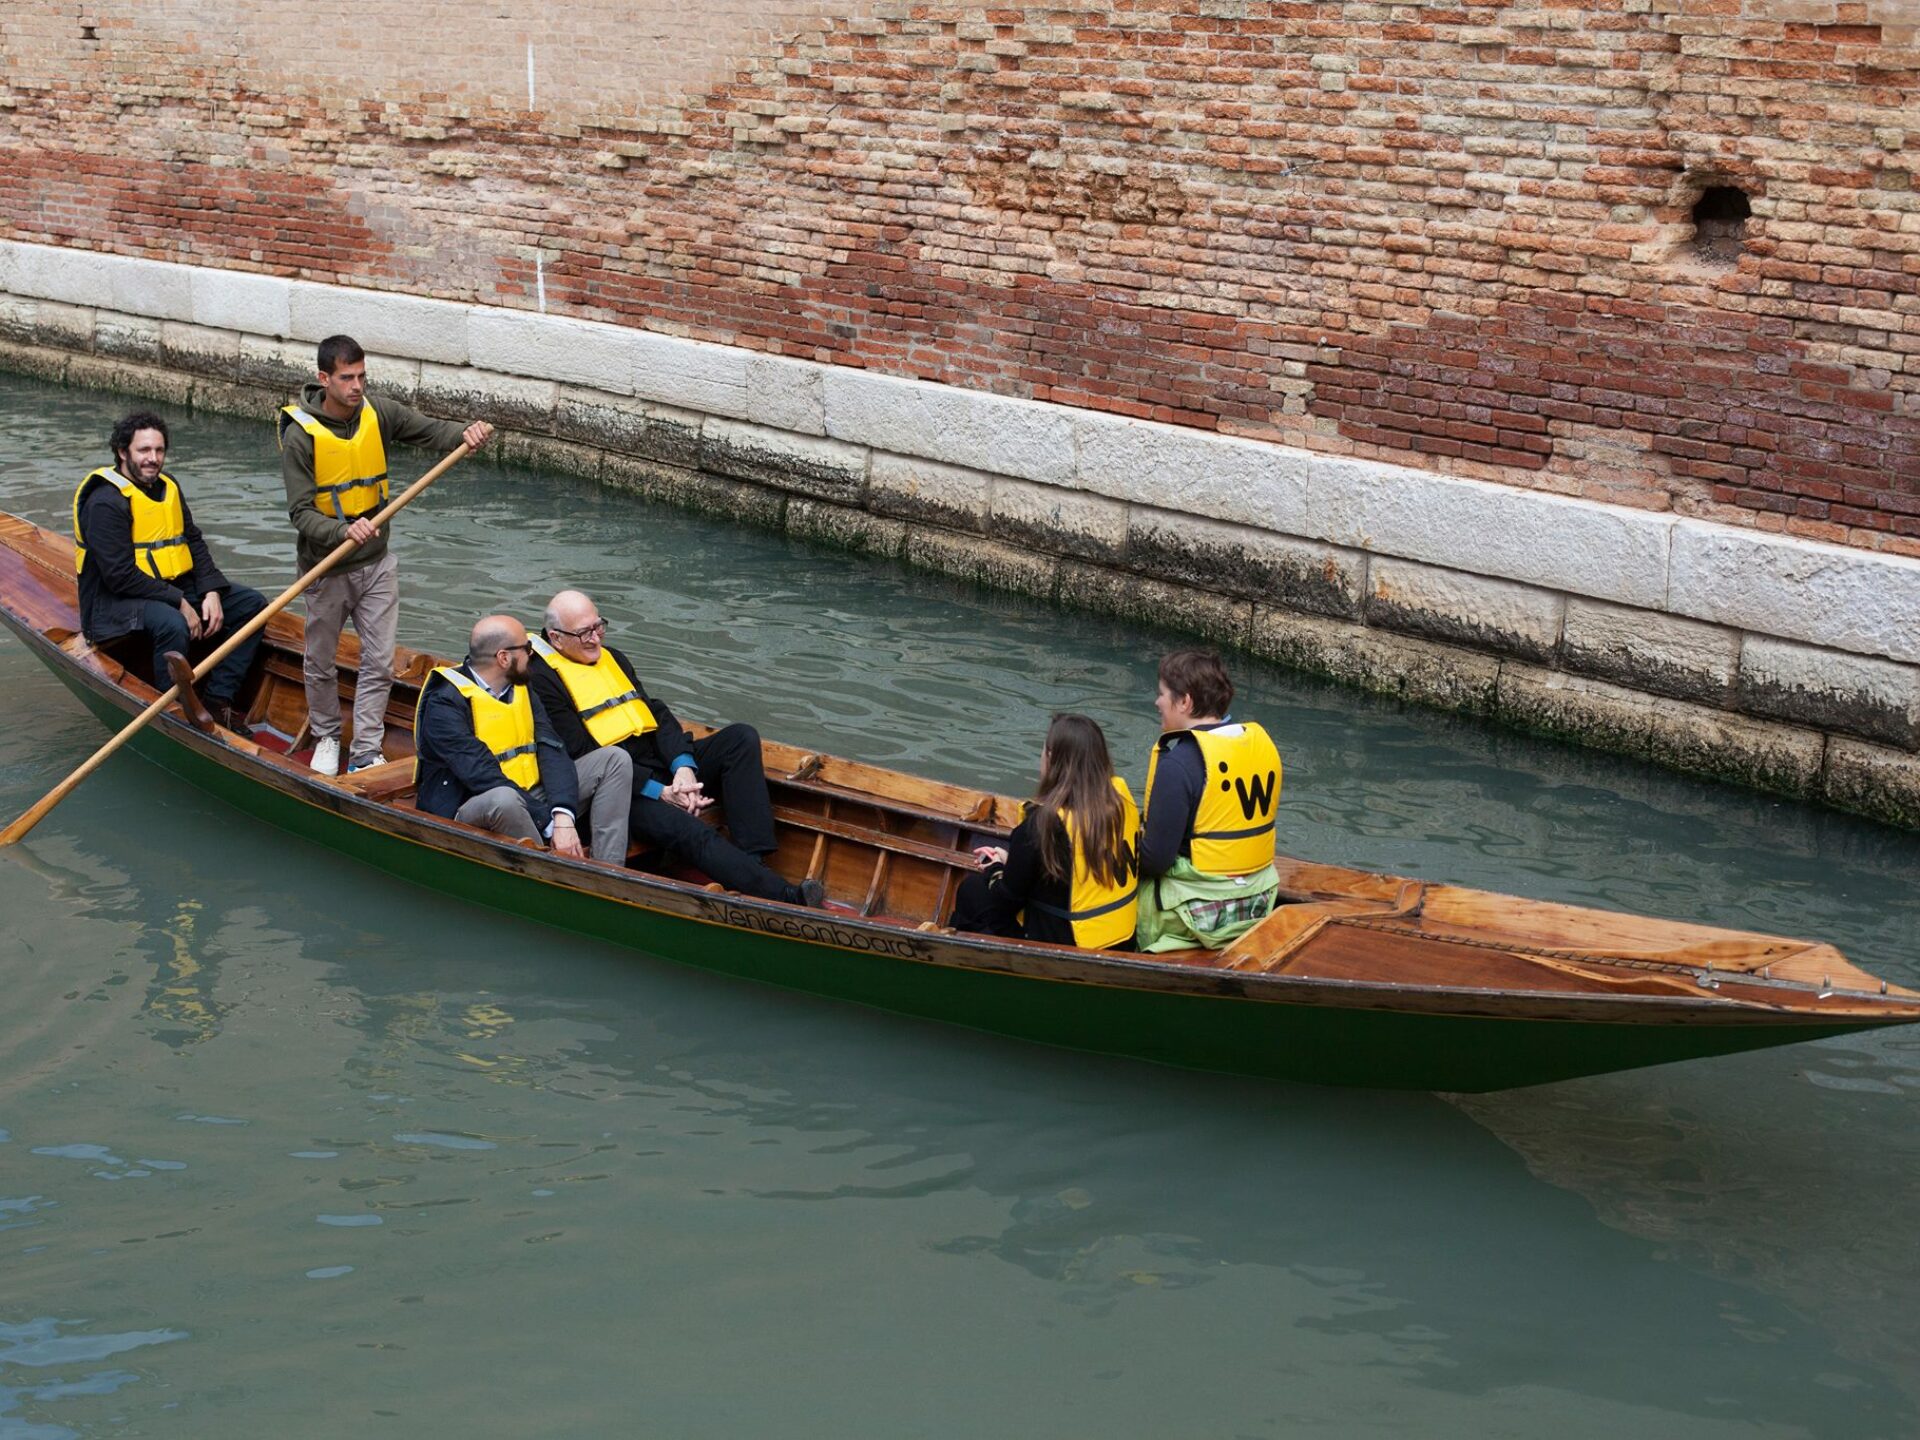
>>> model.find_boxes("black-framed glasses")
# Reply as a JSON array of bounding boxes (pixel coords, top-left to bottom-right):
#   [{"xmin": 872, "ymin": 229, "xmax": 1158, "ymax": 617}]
[
  {"xmin": 553, "ymin": 620, "xmax": 607, "ymax": 640},
  {"xmin": 498, "ymin": 641, "xmax": 533, "ymax": 654}
]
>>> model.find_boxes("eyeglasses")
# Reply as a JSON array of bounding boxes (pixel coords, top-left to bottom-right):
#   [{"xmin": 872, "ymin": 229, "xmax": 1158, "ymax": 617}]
[
  {"xmin": 552, "ymin": 620, "xmax": 607, "ymax": 640},
  {"xmin": 497, "ymin": 642, "xmax": 533, "ymax": 654}
]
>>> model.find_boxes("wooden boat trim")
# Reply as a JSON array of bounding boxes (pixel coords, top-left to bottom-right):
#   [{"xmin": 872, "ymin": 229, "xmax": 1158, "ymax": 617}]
[{"xmin": 5, "ymin": 506, "xmax": 1919, "ymax": 1093}]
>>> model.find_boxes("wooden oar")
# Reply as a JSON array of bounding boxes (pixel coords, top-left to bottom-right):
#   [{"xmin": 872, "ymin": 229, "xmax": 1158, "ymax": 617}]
[{"xmin": 0, "ymin": 442, "xmax": 474, "ymax": 847}]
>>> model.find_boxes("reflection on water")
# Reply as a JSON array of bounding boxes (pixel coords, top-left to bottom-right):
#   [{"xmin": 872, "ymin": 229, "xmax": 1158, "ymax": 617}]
[{"xmin": 3, "ymin": 373, "xmax": 1920, "ymax": 1437}]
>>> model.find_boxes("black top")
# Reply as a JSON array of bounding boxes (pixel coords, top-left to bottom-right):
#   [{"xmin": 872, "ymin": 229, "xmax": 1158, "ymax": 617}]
[
  {"xmin": 1138, "ymin": 723, "xmax": 1243, "ymax": 877},
  {"xmin": 413, "ymin": 662, "xmax": 580, "ymax": 830},
  {"xmin": 525, "ymin": 642, "xmax": 698, "ymax": 793},
  {"xmin": 968, "ymin": 806, "xmax": 1079, "ymax": 947},
  {"xmin": 75, "ymin": 472, "xmax": 232, "ymax": 643}
]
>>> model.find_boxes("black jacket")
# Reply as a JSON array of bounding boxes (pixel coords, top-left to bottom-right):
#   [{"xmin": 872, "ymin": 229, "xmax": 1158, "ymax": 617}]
[
  {"xmin": 414, "ymin": 663, "xmax": 580, "ymax": 831},
  {"xmin": 525, "ymin": 643, "xmax": 697, "ymax": 796},
  {"xmin": 75, "ymin": 472, "xmax": 233, "ymax": 643}
]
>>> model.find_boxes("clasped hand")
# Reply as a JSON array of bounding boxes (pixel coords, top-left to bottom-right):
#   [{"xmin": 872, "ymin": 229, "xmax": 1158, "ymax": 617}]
[
  {"xmin": 178, "ymin": 592, "xmax": 226, "ymax": 641},
  {"xmin": 663, "ymin": 768, "xmax": 710, "ymax": 815}
]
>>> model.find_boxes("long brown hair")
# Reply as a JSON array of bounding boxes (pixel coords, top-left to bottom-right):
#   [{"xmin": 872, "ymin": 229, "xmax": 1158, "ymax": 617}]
[{"xmin": 1032, "ymin": 713, "xmax": 1135, "ymax": 889}]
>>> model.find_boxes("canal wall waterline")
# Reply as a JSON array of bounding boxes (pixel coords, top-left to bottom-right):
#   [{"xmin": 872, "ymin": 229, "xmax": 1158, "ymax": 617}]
[{"xmin": 1, "ymin": 241, "xmax": 1917, "ymax": 828}]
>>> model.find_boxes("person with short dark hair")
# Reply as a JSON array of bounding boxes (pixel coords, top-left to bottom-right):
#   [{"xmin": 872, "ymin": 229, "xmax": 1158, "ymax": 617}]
[
  {"xmin": 73, "ymin": 411, "xmax": 268, "ymax": 735},
  {"xmin": 280, "ymin": 334, "xmax": 495, "ymax": 776},
  {"xmin": 949, "ymin": 713, "xmax": 1139, "ymax": 949},
  {"xmin": 1135, "ymin": 649, "xmax": 1283, "ymax": 951}
]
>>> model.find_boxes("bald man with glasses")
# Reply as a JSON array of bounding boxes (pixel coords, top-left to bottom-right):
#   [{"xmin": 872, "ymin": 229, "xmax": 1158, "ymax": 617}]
[
  {"xmin": 526, "ymin": 588, "xmax": 823, "ymax": 908},
  {"xmin": 412, "ymin": 612, "xmax": 633, "ymax": 861}
]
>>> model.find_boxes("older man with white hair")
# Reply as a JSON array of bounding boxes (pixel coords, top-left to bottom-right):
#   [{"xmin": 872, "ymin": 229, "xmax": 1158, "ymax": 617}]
[{"xmin": 526, "ymin": 588, "xmax": 823, "ymax": 908}]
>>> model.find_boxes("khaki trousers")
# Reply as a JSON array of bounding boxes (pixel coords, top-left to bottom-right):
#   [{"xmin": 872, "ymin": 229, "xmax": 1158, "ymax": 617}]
[{"xmin": 302, "ymin": 551, "xmax": 399, "ymax": 768}]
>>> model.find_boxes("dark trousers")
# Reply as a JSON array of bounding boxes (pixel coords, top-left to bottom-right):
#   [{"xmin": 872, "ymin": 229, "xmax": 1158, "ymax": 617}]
[
  {"xmin": 629, "ymin": 723, "xmax": 793, "ymax": 902},
  {"xmin": 138, "ymin": 584, "xmax": 268, "ymax": 704}
]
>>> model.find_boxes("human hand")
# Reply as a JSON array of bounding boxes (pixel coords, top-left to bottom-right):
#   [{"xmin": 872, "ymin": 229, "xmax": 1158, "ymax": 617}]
[
  {"xmin": 973, "ymin": 846, "xmax": 1008, "ymax": 868},
  {"xmin": 177, "ymin": 598, "xmax": 204, "ymax": 641},
  {"xmin": 463, "ymin": 421, "xmax": 494, "ymax": 451},
  {"xmin": 549, "ymin": 815, "xmax": 584, "ymax": 859},
  {"xmin": 199, "ymin": 591, "xmax": 226, "ymax": 637},
  {"xmin": 346, "ymin": 517, "xmax": 380, "ymax": 545},
  {"xmin": 665, "ymin": 768, "xmax": 710, "ymax": 814}
]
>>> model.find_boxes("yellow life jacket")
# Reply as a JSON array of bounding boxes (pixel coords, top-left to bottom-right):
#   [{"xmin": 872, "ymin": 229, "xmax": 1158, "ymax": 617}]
[
  {"xmin": 279, "ymin": 402, "xmax": 389, "ymax": 522},
  {"xmin": 72, "ymin": 467, "xmax": 192, "ymax": 580},
  {"xmin": 529, "ymin": 635, "xmax": 657, "ymax": 746},
  {"xmin": 417, "ymin": 666, "xmax": 540, "ymax": 790},
  {"xmin": 1145, "ymin": 721, "xmax": 1281, "ymax": 877},
  {"xmin": 1028, "ymin": 776, "xmax": 1141, "ymax": 950}
]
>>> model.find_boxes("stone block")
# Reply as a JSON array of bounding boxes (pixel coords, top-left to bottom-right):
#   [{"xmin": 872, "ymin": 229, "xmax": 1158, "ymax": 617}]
[
  {"xmin": 744, "ymin": 352, "xmax": 825, "ymax": 435},
  {"xmin": 498, "ymin": 433, "xmax": 604, "ymax": 481},
  {"xmin": 1075, "ymin": 414, "xmax": 1311, "ymax": 535},
  {"xmin": 1493, "ymin": 664, "xmax": 1654, "ymax": 755},
  {"xmin": 631, "ymin": 329, "xmax": 749, "ymax": 417},
  {"xmin": 158, "ymin": 322, "xmax": 239, "ymax": 371},
  {"xmin": 188, "ymin": 377, "xmax": 278, "ymax": 422},
  {"xmin": 1822, "ymin": 738, "xmax": 1920, "ymax": 830},
  {"xmin": 93, "ymin": 313, "xmax": 161, "ymax": 363},
  {"xmin": 1252, "ymin": 607, "xmax": 1501, "ymax": 714},
  {"xmin": 419, "ymin": 363, "xmax": 558, "ymax": 434},
  {"xmin": 1311, "ymin": 456, "xmax": 1673, "ymax": 610},
  {"xmin": 0, "ymin": 338, "xmax": 70, "ymax": 384},
  {"xmin": 1060, "ymin": 562, "xmax": 1252, "ymax": 649},
  {"xmin": 32, "ymin": 301, "xmax": 95, "ymax": 349},
  {"xmin": 0, "ymin": 294, "xmax": 38, "ymax": 344},
  {"xmin": 554, "ymin": 391, "xmax": 703, "ymax": 469},
  {"xmin": 109, "ymin": 258, "xmax": 193, "ymax": 323},
  {"xmin": 362, "ymin": 353, "xmax": 420, "ymax": 405},
  {"xmin": 602, "ymin": 452, "xmax": 786, "ymax": 529},
  {"xmin": 291, "ymin": 283, "xmax": 468, "ymax": 365},
  {"xmin": 1647, "ymin": 703, "xmax": 1825, "ymax": 797},
  {"xmin": 1561, "ymin": 598, "xmax": 1739, "ymax": 706},
  {"xmin": 1366, "ymin": 557, "xmax": 1564, "ymax": 663},
  {"xmin": 907, "ymin": 527, "xmax": 1060, "ymax": 600},
  {"xmin": 192, "ymin": 269, "xmax": 292, "ymax": 338},
  {"xmin": 785, "ymin": 498, "xmax": 907, "ymax": 558},
  {"xmin": 990, "ymin": 477, "xmax": 1128, "ymax": 562},
  {"xmin": 1670, "ymin": 520, "xmax": 1920, "ymax": 666},
  {"xmin": 868, "ymin": 452, "xmax": 992, "ymax": 531},
  {"xmin": 701, "ymin": 418, "xmax": 867, "ymax": 503},
  {"xmin": 470, "ymin": 311, "xmax": 632, "ymax": 396},
  {"xmin": 1737, "ymin": 636, "xmax": 1920, "ymax": 750},
  {"xmin": 824, "ymin": 369, "xmax": 1074, "ymax": 485},
  {"xmin": 11, "ymin": 242, "xmax": 118, "ymax": 308},
  {"xmin": 1128, "ymin": 508, "xmax": 1364, "ymax": 619},
  {"xmin": 65, "ymin": 353, "xmax": 192, "ymax": 406},
  {"xmin": 236, "ymin": 334, "xmax": 319, "ymax": 391},
  {"xmin": 0, "ymin": 243, "xmax": 18, "ymax": 298}
]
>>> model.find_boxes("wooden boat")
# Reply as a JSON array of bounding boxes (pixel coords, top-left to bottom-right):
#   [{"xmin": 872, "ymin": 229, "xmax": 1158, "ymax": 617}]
[{"xmin": 4, "ymin": 508, "xmax": 1917, "ymax": 1092}]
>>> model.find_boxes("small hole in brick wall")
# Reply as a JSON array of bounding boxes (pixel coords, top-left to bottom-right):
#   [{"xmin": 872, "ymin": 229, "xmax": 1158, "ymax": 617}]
[
  {"xmin": 80, "ymin": 24, "xmax": 98, "ymax": 40},
  {"xmin": 1690, "ymin": 186, "xmax": 1751, "ymax": 265}
]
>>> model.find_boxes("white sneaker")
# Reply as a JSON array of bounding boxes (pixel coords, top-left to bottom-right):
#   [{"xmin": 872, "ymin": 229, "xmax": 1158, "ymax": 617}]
[{"xmin": 311, "ymin": 737, "xmax": 340, "ymax": 776}]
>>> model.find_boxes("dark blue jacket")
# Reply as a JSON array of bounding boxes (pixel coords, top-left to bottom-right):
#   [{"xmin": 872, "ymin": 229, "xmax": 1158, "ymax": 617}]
[{"xmin": 414, "ymin": 663, "xmax": 580, "ymax": 833}]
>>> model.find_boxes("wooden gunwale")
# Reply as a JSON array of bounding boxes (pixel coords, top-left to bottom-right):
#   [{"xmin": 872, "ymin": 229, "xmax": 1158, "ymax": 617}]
[{"xmin": 5, "ymin": 507, "xmax": 1919, "ymax": 1091}]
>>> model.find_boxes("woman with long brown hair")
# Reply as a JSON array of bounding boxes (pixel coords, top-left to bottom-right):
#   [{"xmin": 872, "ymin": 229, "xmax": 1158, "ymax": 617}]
[{"xmin": 949, "ymin": 713, "xmax": 1140, "ymax": 950}]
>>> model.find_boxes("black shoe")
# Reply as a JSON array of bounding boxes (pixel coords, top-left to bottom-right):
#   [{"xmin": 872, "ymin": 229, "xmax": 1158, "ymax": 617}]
[
  {"xmin": 206, "ymin": 700, "xmax": 254, "ymax": 739},
  {"xmin": 797, "ymin": 878, "xmax": 828, "ymax": 909}
]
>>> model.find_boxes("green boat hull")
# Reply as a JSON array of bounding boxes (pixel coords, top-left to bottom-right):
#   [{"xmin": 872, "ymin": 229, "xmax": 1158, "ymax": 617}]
[{"xmin": 30, "ymin": 650, "xmax": 1888, "ymax": 1094}]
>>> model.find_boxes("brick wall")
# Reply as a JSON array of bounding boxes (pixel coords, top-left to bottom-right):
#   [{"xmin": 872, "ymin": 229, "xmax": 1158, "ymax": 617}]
[{"xmin": 2, "ymin": 1, "xmax": 1915, "ymax": 551}]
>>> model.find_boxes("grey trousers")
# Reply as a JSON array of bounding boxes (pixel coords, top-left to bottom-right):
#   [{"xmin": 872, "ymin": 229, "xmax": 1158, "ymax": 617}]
[
  {"xmin": 452, "ymin": 746, "xmax": 633, "ymax": 863},
  {"xmin": 302, "ymin": 550, "xmax": 399, "ymax": 768}
]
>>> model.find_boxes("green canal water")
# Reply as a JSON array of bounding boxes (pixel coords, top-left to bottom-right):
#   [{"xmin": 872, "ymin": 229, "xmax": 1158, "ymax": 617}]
[{"xmin": 1, "ymin": 372, "xmax": 1917, "ymax": 1437}]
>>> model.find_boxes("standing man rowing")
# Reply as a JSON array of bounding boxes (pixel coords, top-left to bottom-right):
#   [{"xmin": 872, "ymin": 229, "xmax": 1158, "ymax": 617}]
[{"xmin": 280, "ymin": 334, "xmax": 494, "ymax": 775}]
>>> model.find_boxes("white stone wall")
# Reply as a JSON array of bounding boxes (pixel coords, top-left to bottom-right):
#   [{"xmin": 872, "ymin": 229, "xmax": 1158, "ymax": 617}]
[{"xmin": 3, "ymin": 239, "xmax": 1918, "ymax": 820}]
